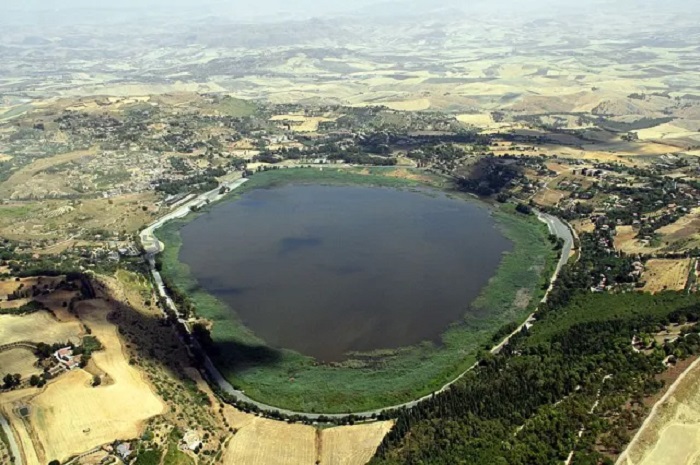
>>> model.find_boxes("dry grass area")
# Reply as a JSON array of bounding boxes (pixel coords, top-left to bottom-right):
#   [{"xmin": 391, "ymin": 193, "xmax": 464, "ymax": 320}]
[
  {"xmin": 0, "ymin": 311, "xmax": 82, "ymax": 346},
  {"xmin": 0, "ymin": 192, "xmax": 157, "ymax": 241},
  {"xmin": 656, "ymin": 208, "xmax": 700, "ymax": 244},
  {"xmin": 382, "ymin": 168, "xmax": 435, "ymax": 183},
  {"xmin": 641, "ymin": 259, "xmax": 692, "ymax": 293},
  {"xmin": 0, "ymin": 276, "xmax": 63, "ymax": 299},
  {"xmin": 570, "ymin": 218, "xmax": 596, "ymax": 234},
  {"xmin": 456, "ymin": 113, "xmax": 511, "ymax": 130},
  {"xmin": 222, "ymin": 412, "xmax": 317, "ymax": 465},
  {"xmin": 0, "ymin": 148, "xmax": 98, "ymax": 199},
  {"xmin": 378, "ymin": 99, "xmax": 431, "ymax": 111},
  {"xmin": 17, "ymin": 298, "xmax": 165, "ymax": 463},
  {"xmin": 222, "ymin": 409, "xmax": 393, "ymax": 465},
  {"xmin": 0, "ymin": 348, "xmax": 40, "ymax": 378},
  {"xmin": 269, "ymin": 114, "xmax": 336, "ymax": 132},
  {"xmin": 613, "ymin": 210, "xmax": 700, "ymax": 256},
  {"xmin": 620, "ymin": 357, "xmax": 700, "ymax": 465},
  {"xmin": 319, "ymin": 422, "xmax": 394, "ymax": 465},
  {"xmin": 614, "ymin": 226, "xmax": 661, "ymax": 255},
  {"xmin": 533, "ymin": 186, "xmax": 568, "ymax": 207}
]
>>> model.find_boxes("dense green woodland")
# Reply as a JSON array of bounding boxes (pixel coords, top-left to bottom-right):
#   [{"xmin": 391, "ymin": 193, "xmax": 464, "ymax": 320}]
[{"xmin": 371, "ymin": 245, "xmax": 700, "ymax": 464}]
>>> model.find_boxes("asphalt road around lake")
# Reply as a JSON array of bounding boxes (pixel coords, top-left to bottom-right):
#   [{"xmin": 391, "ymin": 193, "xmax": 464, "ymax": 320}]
[{"xmin": 141, "ymin": 180, "xmax": 575, "ymax": 419}]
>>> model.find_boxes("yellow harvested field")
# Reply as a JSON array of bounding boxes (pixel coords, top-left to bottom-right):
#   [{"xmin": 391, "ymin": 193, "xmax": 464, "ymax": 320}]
[
  {"xmin": 379, "ymin": 99, "xmax": 431, "ymax": 111},
  {"xmin": 223, "ymin": 412, "xmax": 393, "ymax": 465},
  {"xmin": 223, "ymin": 413, "xmax": 316, "ymax": 465},
  {"xmin": 0, "ymin": 348, "xmax": 40, "ymax": 378},
  {"xmin": 22, "ymin": 299, "xmax": 165, "ymax": 463},
  {"xmin": 0, "ymin": 311, "xmax": 82, "ymax": 346},
  {"xmin": 456, "ymin": 113, "xmax": 494, "ymax": 125},
  {"xmin": 456, "ymin": 113, "xmax": 511, "ymax": 129},
  {"xmin": 619, "ymin": 357, "xmax": 700, "ymax": 465},
  {"xmin": 642, "ymin": 259, "xmax": 692, "ymax": 293},
  {"xmin": 637, "ymin": 123, "xmax": 700, "ymax": 141},
  {"xmin": 320, "ymin": 422, "xmax": 394, "ymax": 465}
]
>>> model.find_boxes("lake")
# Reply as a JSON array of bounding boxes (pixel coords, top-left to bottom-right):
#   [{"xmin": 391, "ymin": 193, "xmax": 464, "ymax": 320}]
[{"xmin": 178, "ymin": 185, "xmax": 512, "ymax": 362}]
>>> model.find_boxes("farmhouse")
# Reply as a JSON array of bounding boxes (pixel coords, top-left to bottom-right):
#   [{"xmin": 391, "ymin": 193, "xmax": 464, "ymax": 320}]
[
  {"xmin": 180, "ymin": 430, "xmax": 202, "ymax": 451},
  {"xmin": 54, "ymin": 347, "xmax": 81, "ymax": 370},
  {"xmin": 116, "ymin": 442, "xmax": 132, "ymax": 460}
]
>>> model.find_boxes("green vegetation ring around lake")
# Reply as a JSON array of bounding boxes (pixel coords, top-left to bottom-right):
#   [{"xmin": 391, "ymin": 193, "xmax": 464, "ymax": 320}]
[{"xmin": 155, "ymin": 167, "xmax": 558, "ymax": 413}]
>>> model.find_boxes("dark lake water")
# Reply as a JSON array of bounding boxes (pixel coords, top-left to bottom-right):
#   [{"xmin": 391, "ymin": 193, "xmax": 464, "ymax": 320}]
[{"xmin": 179, "ymin": 185, "xmax": 512, "ymax": 362}]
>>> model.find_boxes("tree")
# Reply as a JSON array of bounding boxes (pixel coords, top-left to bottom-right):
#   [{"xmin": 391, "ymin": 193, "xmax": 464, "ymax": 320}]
[
  {"xmin": 2, "ymin": 373, "xmax": 20, "ymax": 389},
  {"xmin": 92, "ymin": 375, "xmax": 102, "ymax": 387},
  {"xmin": 29, "ymin": 374, "xmax": 40, "ymax": 387},
  {"xmin": 515, "ymin": 203, "xmax": 533, "ymax": 215}
]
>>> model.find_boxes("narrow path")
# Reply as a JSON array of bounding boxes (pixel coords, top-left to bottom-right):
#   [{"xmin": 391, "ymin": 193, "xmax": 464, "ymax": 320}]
[
  {"xmin": 0, "ymin": 342, "xmax": 38, "ymax": 353},
  {"xmin": 140, "ymin": 181, "xmax": 575, "ymax": 419},
  {"xmin": 0, "ymin": 413, "xmax": 23, "ymax": 465},
  {"xmin": 564, "ymin": 374, "xmax": 612, "ymax": 465}
]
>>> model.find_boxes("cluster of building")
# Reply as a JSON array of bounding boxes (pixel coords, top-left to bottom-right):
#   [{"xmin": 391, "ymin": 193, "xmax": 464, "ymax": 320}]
[{"xmin": 54, "ymin": 346, "xmax": 82, "ymax": 371}]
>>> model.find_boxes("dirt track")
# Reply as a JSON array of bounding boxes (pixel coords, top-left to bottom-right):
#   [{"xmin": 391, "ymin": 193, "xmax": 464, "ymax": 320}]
[{"xmin": 616, "ymin": 356, "xmax": 700, "ymax": 465}]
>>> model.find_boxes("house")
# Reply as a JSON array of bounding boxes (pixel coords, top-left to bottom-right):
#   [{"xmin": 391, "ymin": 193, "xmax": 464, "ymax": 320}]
[{"xmin": 54, "ymin": 347, "xmax": 81, "ymax": 370}]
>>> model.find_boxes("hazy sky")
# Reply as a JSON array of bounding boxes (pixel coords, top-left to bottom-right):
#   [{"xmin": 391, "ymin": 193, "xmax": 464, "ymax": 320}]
[
  {"xmin": 9, "ymin": 0, "xmax": 382, "ymax": 20},
  {"xmin": 6, "ymin": 0, "xmax": 699, "ymax": 25}
]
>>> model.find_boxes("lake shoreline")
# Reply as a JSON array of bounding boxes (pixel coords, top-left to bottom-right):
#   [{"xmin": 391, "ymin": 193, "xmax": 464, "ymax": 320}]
[{"xmin": 154, "ymin": 167, "xmax": 558, "ymax": 413}]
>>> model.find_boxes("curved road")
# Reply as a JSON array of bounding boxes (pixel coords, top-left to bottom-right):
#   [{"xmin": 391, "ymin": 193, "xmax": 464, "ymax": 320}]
[{"xmin": 141, "ymin": 184, "xmax": 575, "ymax": 419}]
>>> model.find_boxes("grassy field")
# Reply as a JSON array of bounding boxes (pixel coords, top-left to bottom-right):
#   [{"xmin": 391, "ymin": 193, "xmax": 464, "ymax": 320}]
[
  {"xmin": 156, "ymin": 168, "xmax": 557, "ymax": 413},
  {"xmin": 213, "ymin": 97, "xmax": 257, "ymax": 117}
]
